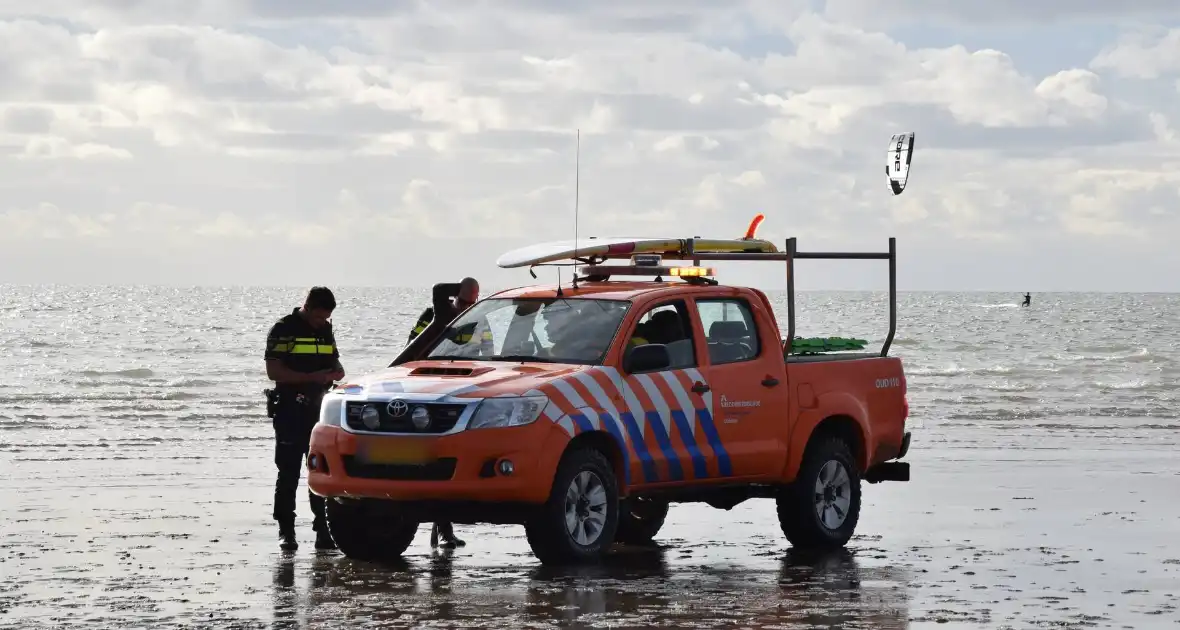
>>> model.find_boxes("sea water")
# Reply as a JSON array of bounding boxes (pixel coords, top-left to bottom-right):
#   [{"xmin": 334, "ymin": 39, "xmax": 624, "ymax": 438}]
[{"xmin": 2, "ymin": 287, "xmax": 1178, "ymax": 628}]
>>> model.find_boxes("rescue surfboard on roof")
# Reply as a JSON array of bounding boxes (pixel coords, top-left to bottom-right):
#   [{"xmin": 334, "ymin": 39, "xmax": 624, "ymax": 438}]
[
  {"xmin": 886, "ymin": 132, "xmax": 915, "ymax": 195},
  {"xmin": 496, "ymin": 214, "xmax": 778, "ymax": 268}
]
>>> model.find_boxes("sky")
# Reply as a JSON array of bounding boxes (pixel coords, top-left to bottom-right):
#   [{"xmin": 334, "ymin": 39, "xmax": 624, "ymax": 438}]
[{"xmin": 2, "ymin": 0, "xmax": 1180, "ymax": 292}]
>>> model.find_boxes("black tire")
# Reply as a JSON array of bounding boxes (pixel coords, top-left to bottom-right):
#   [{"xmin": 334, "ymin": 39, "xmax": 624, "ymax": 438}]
[
  {"xmin": 525, "ymin": 448, "xmax": 619, "ymax": 565},
  {"xmin": 615, "ymin": 497, "xmax": 668, "ymax": 546},
  {"xmin": 326, "ymin": 497, "xmax": 418, "ymax": 564},
  {"xmin": 777, "ymin": 437, "xmax": 861, "ymax": 549}
]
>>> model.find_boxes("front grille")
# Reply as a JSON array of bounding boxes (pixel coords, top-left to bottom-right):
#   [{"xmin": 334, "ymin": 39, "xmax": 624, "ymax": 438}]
[
  {"xmin": 341, "ymin": 456, "xmax": 457, "ymax": 481},
  {"xmin": 344, "ymin": 401, "xmax": 467, "ymax": 434}
]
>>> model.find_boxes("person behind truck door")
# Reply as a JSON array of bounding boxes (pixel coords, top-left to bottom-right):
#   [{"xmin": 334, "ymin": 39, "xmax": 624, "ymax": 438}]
[
  {"xmin": 1022, "ymin": 292, "xmax": 1031, "ymax": 307},
  {"xmin": 540, "ymin": 301, "xmax": 645, "ymax": 362},
  {"xmin": 406, "ymin": 277, "xmax": 479, "ymax": 549},
  {"xmin": 264, "ymin": 286, "xmax": 345, "ymax": 552},
  {"xmin": 409, "ymin": 277, "xmax": 493, "ymax": 357}
]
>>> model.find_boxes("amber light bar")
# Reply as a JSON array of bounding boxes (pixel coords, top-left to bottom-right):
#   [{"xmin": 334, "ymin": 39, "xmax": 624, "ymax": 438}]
[{"xmin": 576, "ymin": 264, "xmax": 715, "ymax": 278}]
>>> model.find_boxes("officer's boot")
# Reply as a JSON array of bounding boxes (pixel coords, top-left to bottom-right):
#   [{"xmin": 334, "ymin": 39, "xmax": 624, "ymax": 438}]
[
  {"xmin": 278, "ymin": 521, "xmax": 298, "ymax": 551},
  {"xmin": 313, "ymin": 520, "xmax": 336, "ymax": 551},
  {"xmin": 314, "ymin": 530, "xmax": 335, "ymax": 550},
  {"xmin": 433, "ymin": 522, "xmax": 465, "ymax": 548}
]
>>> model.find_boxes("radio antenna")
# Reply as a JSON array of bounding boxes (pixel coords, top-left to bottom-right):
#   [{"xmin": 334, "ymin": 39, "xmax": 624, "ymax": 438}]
[{"xmin": 571, "ymin": 128, "xmax": 581, "ymax": 291}]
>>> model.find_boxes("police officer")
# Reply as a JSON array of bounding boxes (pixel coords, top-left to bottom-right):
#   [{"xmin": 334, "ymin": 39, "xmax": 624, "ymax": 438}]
[
  {"xmin": 264, "ymin": 286, "xmax": 345, "ymax": 551},
  {"xmin": 406, "ymin": 277, "xmax": 484, "ymax": 548},
  {"xmin": 409, "ymin": 277, "xmax": 493, "ymax": 356}
]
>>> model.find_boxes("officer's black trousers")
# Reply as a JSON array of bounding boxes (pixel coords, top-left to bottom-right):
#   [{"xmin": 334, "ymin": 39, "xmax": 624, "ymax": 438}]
[{"xmin": 272, "ymin": 397, "xmax": 326, "ymax": 531}]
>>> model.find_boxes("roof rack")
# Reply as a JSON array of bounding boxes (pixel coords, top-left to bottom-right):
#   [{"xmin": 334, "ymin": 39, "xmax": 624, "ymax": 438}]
[{"xmin": 575, "ymin": 237, "xmax": 898, "ymax": 358}]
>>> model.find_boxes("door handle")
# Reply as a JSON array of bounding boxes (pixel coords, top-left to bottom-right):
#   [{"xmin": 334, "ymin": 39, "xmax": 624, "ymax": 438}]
[
  {"xmin": 691, "ymin": 381, "xmax": 710, "ymax": 394},
  {"xmin": 762, "ymin": 377, "xmax": 779, "ymax": 387}
]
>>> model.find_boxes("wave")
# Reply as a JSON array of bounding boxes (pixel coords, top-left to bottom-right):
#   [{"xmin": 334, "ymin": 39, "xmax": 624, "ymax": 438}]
[
  {"xmin": 77, "ymin": 368, "xmax": 155, "ymax": 378},
  {"xmin": 907, "ymin": 364, "xmax": 1025, "ymax": 377},
  {"xmin": 974, "ymin": 303, "xmax": 1019, "ymax": 308},
  {"xmin": 163, "ymin": 378, "xmax": 219, "ymax": 388},
  {"xmin": 1052, "ymin": 348, "xmax": 1164, "ymax": 363},
  {"xmin": 1092, "ymin": 379, "xmax": 1170, "ymax": 392},
  {"xmin": 944, "ymin": 404, "xmax": 1179, "ymax": 421}
]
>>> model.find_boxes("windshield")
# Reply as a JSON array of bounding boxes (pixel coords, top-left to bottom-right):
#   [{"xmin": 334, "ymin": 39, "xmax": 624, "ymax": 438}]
[{"xmin": 425, "ymin": 297, "xmax": 632, "ymax": 364}]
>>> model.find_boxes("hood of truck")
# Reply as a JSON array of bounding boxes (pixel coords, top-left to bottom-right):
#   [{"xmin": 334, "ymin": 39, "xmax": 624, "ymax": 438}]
[{"xmin": 332, "ymin": 360, "xmax": 588, "ymax": 400}]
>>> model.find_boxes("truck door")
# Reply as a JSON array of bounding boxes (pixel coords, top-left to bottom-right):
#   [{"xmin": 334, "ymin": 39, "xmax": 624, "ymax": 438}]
[
  {"xmin": 685, "ymin": 294, "xmax": 787, "ymax": 480},
  {"xmin": 606, "ymin": 299, "xmax": 716, "ymax": 487}
]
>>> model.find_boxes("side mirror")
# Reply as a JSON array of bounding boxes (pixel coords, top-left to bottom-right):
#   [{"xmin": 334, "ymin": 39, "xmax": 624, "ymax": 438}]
[{"xmin": 625, "ymin": 343, "xmax": 671, "ymax": 373}]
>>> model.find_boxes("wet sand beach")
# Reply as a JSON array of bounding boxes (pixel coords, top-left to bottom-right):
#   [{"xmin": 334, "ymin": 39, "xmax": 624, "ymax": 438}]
[
  {"xmin": 2, "ymin": 288, "xmax": 1178, "ymax": 628},
  {"xmin": 3, "ymin": 428, "xmax": 1178, "ymax": 629}
]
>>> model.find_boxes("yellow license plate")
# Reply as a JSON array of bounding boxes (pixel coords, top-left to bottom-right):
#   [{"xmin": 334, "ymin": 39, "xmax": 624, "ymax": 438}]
[{"xmin": 357, "ymin": 439, "xmax": 433, "ymax": 465}]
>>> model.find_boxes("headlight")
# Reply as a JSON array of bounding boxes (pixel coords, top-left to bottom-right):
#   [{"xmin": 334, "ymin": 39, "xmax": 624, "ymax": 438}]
[
  {"xmin": 319, "ymin": 396, "xmax": 344, "ymax": 427},
  {"xmin": 361, "ymin": 405, "xmax": 382, "ymax": 430},
  {"xmin": 468, "ymin": 396, "xmax": 547, "ymax": 430}
]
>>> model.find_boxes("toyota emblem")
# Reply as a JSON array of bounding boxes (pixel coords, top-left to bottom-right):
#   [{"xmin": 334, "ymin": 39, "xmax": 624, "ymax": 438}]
[{"xmin": 387, "ymin": 399, "xmax": 409, "ymax": 417}]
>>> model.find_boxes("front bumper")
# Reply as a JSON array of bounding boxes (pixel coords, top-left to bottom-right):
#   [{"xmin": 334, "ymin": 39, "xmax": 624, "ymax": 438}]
[{"xmin": 305, "ymin": 424, "xmax": 553, "ymax": 504}]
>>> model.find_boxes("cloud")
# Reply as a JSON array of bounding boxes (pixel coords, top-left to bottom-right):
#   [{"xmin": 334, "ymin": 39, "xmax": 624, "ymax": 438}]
[
  {"xmin": 1090, "ymin": 26, "xmax": 1180, "ymax": 79},
  {"xmin": 0, "ymin": 2, "xmax": 1176, "ymax": 290},
  {"xmin": 824, "ymin": 0, "xmax": 1180, "ymax": 25}
]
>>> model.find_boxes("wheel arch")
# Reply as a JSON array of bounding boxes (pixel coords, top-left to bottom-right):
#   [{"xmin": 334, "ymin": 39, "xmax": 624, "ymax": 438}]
[
  {"xmin": 785, "ymin": 392, "xmax": 871, "ymax": 481},
  {"xmin": 564, "ymin": 430, "xmax": 629, "ymax": 497}
]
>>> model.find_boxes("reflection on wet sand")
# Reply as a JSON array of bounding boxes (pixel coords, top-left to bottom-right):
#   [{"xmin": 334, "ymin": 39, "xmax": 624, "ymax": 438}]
[{"xmin": 270, "ymin": 544, "xmax": 910, "ymax": 629}]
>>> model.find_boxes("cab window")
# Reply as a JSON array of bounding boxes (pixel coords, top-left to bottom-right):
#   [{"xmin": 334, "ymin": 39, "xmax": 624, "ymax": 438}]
[
  {"xmin": 694, "ymin": 298, "xmax": 760, "ymax": 364},
  {"xmin": 626, "ymin": 300, "xmax": 696, "ymax": 369}
]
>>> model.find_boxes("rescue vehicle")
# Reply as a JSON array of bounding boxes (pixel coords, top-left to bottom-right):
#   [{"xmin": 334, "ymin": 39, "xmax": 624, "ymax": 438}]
[{"xmin": 306, "ymin": 228, "xmax": 913, "ymax": 565}]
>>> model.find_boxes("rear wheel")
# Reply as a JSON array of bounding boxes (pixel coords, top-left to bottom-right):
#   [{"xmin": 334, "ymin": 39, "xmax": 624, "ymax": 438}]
[
  {"xmin": 615, "ymin": 497, "xmax": 669, "ymax": 546},
  {"xmin": 525, "ymin": 448, "xmax": 619, "ymax": 565},
  {"xmin": 326, "ymin": 498, "xmax": 419, "ymax": 563},
  {"xmin": 777, "ymin": 437, "xmax": 861, "ymax": 549}
]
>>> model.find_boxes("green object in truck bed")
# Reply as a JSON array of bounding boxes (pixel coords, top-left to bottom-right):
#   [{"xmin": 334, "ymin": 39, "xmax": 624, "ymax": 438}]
[{"xmin": 787, "ymin": 336, "xmax": 869, "ymax": 354}]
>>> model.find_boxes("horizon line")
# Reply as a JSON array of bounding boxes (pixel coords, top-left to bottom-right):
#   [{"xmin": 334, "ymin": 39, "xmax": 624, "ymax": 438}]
[{"xmin": 1, "ymin": 283, "xmax": 1177, "ymax": 294}]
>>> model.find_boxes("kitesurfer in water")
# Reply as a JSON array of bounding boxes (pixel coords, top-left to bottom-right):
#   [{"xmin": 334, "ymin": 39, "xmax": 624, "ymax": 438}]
[{"xmin": 1021, "ymin": 293, "xmax": 1031, "ymax": 307}]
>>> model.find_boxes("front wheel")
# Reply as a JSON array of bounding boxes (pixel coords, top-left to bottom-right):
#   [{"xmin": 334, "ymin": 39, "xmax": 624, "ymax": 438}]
[
  {"xmin": 525, "ymin": 448, "xmax": 619, "ymax": 565},
  {"xmin": 326, "ymin": 498, "xmax": 418, "ymax": 564},
  {"xmin": 777, "ymin": 437, "xmax": 861, "ymax": 549}
]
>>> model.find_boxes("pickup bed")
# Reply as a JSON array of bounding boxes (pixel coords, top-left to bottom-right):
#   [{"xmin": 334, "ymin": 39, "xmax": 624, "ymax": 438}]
[{"xmin": 307, "ymin": 248, "xmax": 913, "ymax": 565}]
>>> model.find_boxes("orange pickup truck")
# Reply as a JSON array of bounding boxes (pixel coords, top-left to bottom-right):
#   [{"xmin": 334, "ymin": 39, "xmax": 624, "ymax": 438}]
[{"xmin": 306, "ymin": 236, "xmax": 912, "ymax": 565}]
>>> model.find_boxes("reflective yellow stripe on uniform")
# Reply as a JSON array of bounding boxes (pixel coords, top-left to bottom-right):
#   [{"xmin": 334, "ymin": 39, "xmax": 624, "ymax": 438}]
[
  {"xmin": 409, "ymin": 311, "xmax": 433, "ymax": 342},
  {"xmin": 452, "ymin": 332, "xmax": 494, "ymax": 344},
  {"xmin": 269, "ymin": 336, "xmax": 294, "ymax": 353},
  {"xmin": 629, "ymin": 336, "xmax": 648, "ymax": 346},
  {"xmin": 289, "ymin": 337, "xmax": 335, "ymax": 354}
]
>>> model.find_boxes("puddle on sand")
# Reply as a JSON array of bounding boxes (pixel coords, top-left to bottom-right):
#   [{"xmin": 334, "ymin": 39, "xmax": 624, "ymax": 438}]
[{"xmin": 266, "ymin": 544, "xmax": 911, "ymax": 630}]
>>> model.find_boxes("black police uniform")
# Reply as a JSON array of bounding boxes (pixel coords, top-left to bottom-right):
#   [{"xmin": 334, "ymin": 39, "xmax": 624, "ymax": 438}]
[
  {"xmin": 408, "ymin": 306, "xmax": 437, "ymax": 342},
  {"xmin": 409, "ymin": 306, "xmax": 494, "ymax": 352},
  {"xmin": 407, "ymin": 303, "xmax": 474, "ymax": 548},
  {"xmin": 264, "ymin": 308, "xmax": 339, "ymax": 544}
]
